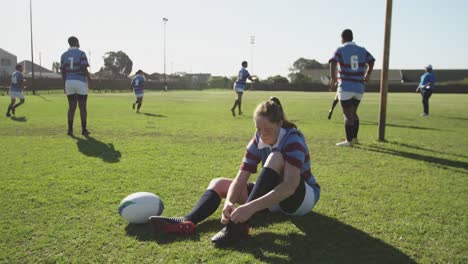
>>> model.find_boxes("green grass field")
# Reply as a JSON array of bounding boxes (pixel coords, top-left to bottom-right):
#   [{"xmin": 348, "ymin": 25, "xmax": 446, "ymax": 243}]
[{"xmin": 1, "ymin": 91, "xmax": 467, "ymax": 263}]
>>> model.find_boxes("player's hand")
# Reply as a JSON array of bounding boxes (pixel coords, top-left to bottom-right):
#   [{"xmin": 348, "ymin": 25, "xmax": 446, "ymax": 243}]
[
  {"xmin": 221, "ymin": 202, "xmax": 235, "ymax": 224},
  {"xmin": 230, "ymin": 204, "xmax": 254, "ymax": 224},
  {"xmin": 364, "ymin": 74, "xmax": 371, "ymax": 83}
]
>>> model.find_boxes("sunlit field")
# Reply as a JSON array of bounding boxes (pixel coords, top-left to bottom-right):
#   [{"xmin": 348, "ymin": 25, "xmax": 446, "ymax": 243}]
[{"xmin": 1, "ymin": 91, "xmax": 467, "ymax": 263}]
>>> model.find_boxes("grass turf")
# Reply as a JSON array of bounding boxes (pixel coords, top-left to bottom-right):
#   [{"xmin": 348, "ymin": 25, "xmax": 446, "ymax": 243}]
[{"xmin": 0, "ymin": 91, "xmax": 467, "ymax": 263}]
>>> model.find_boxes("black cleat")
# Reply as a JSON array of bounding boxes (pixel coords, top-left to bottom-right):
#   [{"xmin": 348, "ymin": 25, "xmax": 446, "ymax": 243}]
[
  {"xmin": 132, "ymin": 103, "xmax": 136, "ymax": 110},
  {"xmin": 148, "ymin": 216, "xmax": 196, "ymax": 235},
  {"xmin": 11, "ymin": 107, "xmax": 15, "ymax": 115},
  {"xmin": 67, "ymin": 130, "xmax": 73, "ymax": 136},
  {"xmin": 231, "ymin": 108, "xmax": 236, "ymax": 117},
  {"xmin": 238, "ymin": 111, "xmax": 243, "ymax": 116},
  {"xmin": 81, "ymin": 129, "xmax": 91, "ymax": 136},
  {"xmin": 6, "ymin": 112, "xmax": 11, "ymax": 117},
  {"xmin": 327, "ymin": 109, "xmax": 333, "ymax": 120},
  {"xmin": 211, "ymin": 222, "xmax": 249, "ymax": 247}
]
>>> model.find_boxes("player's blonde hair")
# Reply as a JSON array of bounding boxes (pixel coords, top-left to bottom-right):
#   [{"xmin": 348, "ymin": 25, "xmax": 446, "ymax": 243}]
[{"xmin": 254, "ymin": 97, "xmax": 297, "ymax": 129}]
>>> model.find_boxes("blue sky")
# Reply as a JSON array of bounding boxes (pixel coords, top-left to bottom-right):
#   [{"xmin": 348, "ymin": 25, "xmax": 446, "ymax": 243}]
[{"xmin": 1, "ymin": 0, "xmax": 466, "ymax": 78}]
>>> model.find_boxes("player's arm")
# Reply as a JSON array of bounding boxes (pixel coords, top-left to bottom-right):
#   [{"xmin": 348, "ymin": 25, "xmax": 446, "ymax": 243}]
[
  {"xmin": 221, "ymin": 170, "xmax": 251, "ymax": 224},
  {"xmin": 330, "ymin": 60, "xmax": 338, "ymax": 90},
  {"xmin": 364, "ymin": 61, "xmax": 375, "ymax": 82},
  {"xmin": 231, "ymin": 162, "xmax": 301, "ymax": 223}
]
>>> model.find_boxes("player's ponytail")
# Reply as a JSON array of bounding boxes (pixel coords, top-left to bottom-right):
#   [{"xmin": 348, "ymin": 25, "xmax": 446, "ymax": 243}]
[{"xmin": 254, "ymin": 97, "xmax": 297, "ymax": 129}]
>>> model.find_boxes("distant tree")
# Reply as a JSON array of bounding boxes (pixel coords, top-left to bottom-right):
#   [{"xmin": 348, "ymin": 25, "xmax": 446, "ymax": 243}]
[
  {"xmin": 264, "ymin": 75, "xmax": 289, "ymax": 84},
  {"xmin": 52, "ymin": 62, "xmax": 61, "ymax": 73},
  {"xmin": 289, "ymin": 58, "xmax": 328, "ymax": 73},
  {"xmin": 288, "ymin": 72, "xmax": 313, "ymax": 85},
  {"xmin": 102, "ymin": 51, "xmax": 133, "ymax": 77}
]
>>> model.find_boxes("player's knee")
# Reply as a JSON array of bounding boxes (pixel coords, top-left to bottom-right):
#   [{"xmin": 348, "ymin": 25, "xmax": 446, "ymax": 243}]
[
  {"xmin": 207, "ymin": 178, "xmax": 231, "ymax": 197},
  {"xmin": 264, "ymin": 152, "xmax": 284, "ymax": 174}
]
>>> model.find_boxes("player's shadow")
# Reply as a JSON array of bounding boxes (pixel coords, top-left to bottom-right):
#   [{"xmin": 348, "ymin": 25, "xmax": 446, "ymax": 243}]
[
  {"xmin": 358, "ymin": 144, "xmax": 468, "ymax": 172},
  {"xmin": 142, "ymin": 112, "xmax": 167, "ymax": 118},
  {"xmin": 389, "ymin": 141, "xmax": 468, "ymax": 159},
  {"xmin": 360, "ymin": 120, "xmax": 440, "ymax": 131},
  {"xmin": 234, "ymin": 212, "xmax": 416, "ymax": 263},
  {"xmin": 70, "ymin": 135, "xmax": 121, "ymax": 163},
  {"xmin": 10, "ymin": 116, "xmax": 27, "ymax": 122}
]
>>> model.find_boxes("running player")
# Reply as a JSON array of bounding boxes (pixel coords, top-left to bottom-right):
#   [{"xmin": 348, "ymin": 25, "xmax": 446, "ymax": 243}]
[
  {"xmin": 6, "ymin": 64, "xmax": 26, "ymax": 117},
  {"xmin": 231, "ymin": 61, "xmax": 256, "ymax": 117},
  {"xmin": 131, "ymin": 70, "xmax": 145, "ymax": 113},
  {"xmin": 329, "ymin": 29, "xmax": 375, "ymax": 146},
  {"xmin": 149, "ymin": 97, "xmax": 320, "ymax": 247},
  {"xmin": 60, "ymin": 36, "xmax": 92, "ymax": 136}
]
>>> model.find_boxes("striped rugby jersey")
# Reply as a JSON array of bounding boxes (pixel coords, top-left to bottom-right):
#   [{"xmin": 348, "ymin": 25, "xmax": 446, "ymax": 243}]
[
  {"xmin": 329, "ymin": 42, "xmax": 375, "ymax": 94},
  {"xmin": 60, "ymin": 47, "xmax": 90, "ymax": 83},
  {"xmin": 234, "ymin": 67, "xmax": 251, "ymax": 89},
  {"xmin": 240, "ymin": 127, "xmax": 318, "ymax": 187},
  {"xmin": 131, "ymin": 74, "xmax": 145, "ymax": 93},
  {"xmin": 10, "ymin": 71, "xmax": 25, "ymax": 92}
]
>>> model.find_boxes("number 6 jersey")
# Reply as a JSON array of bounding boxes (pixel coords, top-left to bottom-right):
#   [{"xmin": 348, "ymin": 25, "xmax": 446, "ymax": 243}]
[{"xmin": 329, "ymin": 42, "xmax": 375, "ymax": 94}]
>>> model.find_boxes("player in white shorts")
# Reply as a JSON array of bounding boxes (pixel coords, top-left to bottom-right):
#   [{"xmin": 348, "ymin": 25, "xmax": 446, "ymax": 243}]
[
  {"xmin": 60, "ymin": 36, "xmax": 92, "ymax": 136},
  {"xmin": 329, "ymin": 29, "xmax": 375, "ymax": 146},
  {"xmin": 6, "ymin": 64, "xmax": 26, "ymax": 117}
]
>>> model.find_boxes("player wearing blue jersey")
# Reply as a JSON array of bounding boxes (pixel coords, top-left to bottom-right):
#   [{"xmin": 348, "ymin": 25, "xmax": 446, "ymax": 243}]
[
  {"xmin": 131, "ymin": 70, "xmax": 145, "ymax": 113},
  {"xmin": 416, "ymin": 65, "xmax": 435, "ymax": 116},
  {"xmin": 329, "ymin": 29, "xmax": 375, "ymax": 146},
  {"xmin": 60, "ymin": 36, "xmax": 92, "ymax": 136},
  {"xmin": 231, "ymin": 61, "xmax": 256, "ymax": 117},
  {"xmin": 149, "ymin": 97, "xmax": 320, "ymax": 247},
  {"xmin": 6, "ymin": 64, "xmax": 26, "ymax": 117}
]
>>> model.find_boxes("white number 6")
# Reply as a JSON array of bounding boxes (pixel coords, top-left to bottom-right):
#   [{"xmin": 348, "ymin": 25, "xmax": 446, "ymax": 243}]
[{"xmin": 350, "ymin": 55, "xmax": 359, "ymax": 70}]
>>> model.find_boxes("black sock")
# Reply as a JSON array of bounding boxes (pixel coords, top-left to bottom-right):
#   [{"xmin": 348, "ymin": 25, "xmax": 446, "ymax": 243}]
[
  {"xmin": 184, "ymin": 189, "xmax": 221, "ymax": 224},
  {"xmin": 231, "ymin": 100, "xmax": 238, "ymax": 110},
  {"xmin": 247, "ymin": 167, "xmax": 281, "ymax": 203},
  {"xmin": 238, "ymin": 101, "xmax": 242, "ymax": 113},
  {"xmin": 137, "ymin": 103, "xmax": 142, "ymax": 110},
  {"xmin": 81, "ymin": 121, "xmax": 87, "ymax": 131},
  {"xmin": 345, "ymin": 124, "xmax": 354, "ymax": 142},
  {"xmin": 6, "ymin": 105, "xmax": 12, "ymax": 114},
  {"xmin": 354, "ymin": 120, "xmax": 359, "ymax": 139},
  {"xmin": 68, "ymin": 120, "xmax": 73, "ymax": 131}
]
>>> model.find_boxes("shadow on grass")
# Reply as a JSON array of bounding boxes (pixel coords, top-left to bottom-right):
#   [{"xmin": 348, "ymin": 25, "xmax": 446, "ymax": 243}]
[
  {"xmin": 125, "ymin": 212, "xmax": 415, "ymax": 263},
  {"xmin": 360, "ymin": 120, "xmax": 440, "ymax": 131},
  {"xmin": 358, "ymin": 144, "xmax": 468, "ymax": 172},
  {"xmin": 36, "ymin": 94, "xmax": 51, "ymax": 102},
  {"xmin": 234, "ymin": 213, "xmax": 416, "ymax": 263},
  {"xmin": 70, "ymin": 135, "xmax": 121, "ymax": 163},
  {"xmin": 10, "ymin": 116, "xmax": 27, "ymax": 122},
  {"xmin": 389, "ymin": 141, "xmax": 468, "ymax": 159},
  {"xmin": 142, "ymin": 112, "xmax": 167, "ymax": 118},
  {"xmin": 437, "ymin": 115, "xmax": 468, "ymax": 121}
]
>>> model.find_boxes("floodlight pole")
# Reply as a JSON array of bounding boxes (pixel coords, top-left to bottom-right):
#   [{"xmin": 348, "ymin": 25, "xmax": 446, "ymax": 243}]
[
  {"xmin": 163, "ymin": 17, "xmax": 168, "ymax": 91},
  {"xmin": 250, "ymin": 36, "xmax": 255, "ymax": 72},
  {"xmin": 378, "ymin": 0, "xmax": 393, "ymax": 141},
  {"xmin": 29, "ymin": 0, "xmax": 36, "ymax": 95}
]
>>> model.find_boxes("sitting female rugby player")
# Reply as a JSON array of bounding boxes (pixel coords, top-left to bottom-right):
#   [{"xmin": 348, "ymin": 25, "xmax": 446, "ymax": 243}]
[{"xmin": 149, "ymin": 97, "xmax": 320, "ymax": 247}]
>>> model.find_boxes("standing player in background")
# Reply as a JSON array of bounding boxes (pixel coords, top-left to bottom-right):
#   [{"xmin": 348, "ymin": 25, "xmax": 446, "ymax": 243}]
[
  {"xmin": 231, "ymin": 61, "xmax": 256, "ymax": 117},
  {"xmin": 131, "ymin": 70, "xmax": 145, "ymax": 113},
  {"xmin": 60, "ymin": 36, "xmax": 92, "ymax": 136},
  {"xmin": 329, "ymin": 29, "xmax": 375, "ymax": 146},
  {"xmin": 6, "ymin": 64, "xmax": 26, "ymax": 117},
  {"xmin": 416, "ymin": 65, "xmax": 435, "ymax": 116}
]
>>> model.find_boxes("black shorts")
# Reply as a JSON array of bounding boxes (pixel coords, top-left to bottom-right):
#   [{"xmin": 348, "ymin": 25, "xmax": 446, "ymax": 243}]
[
  {"xmin": 246, "ymin": 179, "xmax": 307, "ymax": 214},
  {"xmin": 340, "ymin": 98, "xmax": 361, "ymax": 108}
]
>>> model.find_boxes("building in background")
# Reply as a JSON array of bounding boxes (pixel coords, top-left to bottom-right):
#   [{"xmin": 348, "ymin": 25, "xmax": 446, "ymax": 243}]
[{"xmin": 0, "ymin": 48, "xmax": 17, "ymax": 77}]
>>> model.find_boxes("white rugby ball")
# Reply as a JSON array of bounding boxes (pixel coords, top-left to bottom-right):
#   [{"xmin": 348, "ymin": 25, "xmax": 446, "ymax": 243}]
[{"xmin": 118, "ymin": 192, "xmax": 164, "ymax": 224}]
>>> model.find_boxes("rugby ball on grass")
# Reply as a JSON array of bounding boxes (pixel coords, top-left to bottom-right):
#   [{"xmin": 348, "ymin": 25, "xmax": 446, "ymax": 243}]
[{"xmin": 118, "ymin": 192, "xmax": 164, "ymax": 224}]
